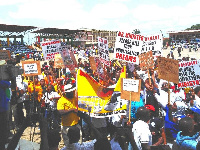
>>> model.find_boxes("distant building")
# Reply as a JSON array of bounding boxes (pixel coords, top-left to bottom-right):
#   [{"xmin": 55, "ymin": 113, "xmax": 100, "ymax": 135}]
[
  {"xmin": 74, "ymin": 28, "xmax": 117, "ymax": 48},
  {"xmin": 167, "ymin": 30, "xmax": 200, "ymax": 43}
]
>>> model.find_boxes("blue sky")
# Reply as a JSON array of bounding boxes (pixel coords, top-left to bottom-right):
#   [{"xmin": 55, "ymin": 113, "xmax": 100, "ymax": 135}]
[{"xmin": 1, "ymin": 0, "xmax": 200, "ymax": 42}]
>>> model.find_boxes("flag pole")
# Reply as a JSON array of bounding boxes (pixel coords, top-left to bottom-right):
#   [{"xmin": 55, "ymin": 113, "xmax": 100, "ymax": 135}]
[{"xmin": 129, "ymin": 92, "xmax": 131, "ymax": 122}]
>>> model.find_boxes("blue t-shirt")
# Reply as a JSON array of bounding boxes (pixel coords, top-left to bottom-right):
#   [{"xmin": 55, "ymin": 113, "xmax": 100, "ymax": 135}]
[
  {"xmin": 164, "ymin": 106, "xmax": 180, "ymax": 139},
  {"xmin": 131, "ymin": 96, "xmax": 144, "ymax": 119},
  {"xmin": 176, "ymin": 131, "xmax": 199, "ymax": 150},
  {"xmin": 0, "ymin": 80, "xmax": 11, "ymax": 112}
]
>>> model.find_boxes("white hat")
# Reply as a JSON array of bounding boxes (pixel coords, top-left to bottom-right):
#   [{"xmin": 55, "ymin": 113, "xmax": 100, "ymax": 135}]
[{"xmin": 64, "ymin": 84, "xmax": 76, "ymax": 92}]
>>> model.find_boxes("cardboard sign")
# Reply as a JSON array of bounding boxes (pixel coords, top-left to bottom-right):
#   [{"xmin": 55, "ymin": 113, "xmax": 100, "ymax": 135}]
[
  {"xmin": 178, "ymin": 60, "xmax": 200, "ymax": 88},
  {"xmin": 0, "ymin": 50, "xmax": 11, "ymax": 60},
  {"xmin": 121, "ymin": 78, "xmax": 141, "ymax": 101},
  {"xmin": 89, "ymin": 57, "xmax": 97, "ymax": 71},
  {"xmin": 54, "ymin": 54, "xmax": 64, "ymax": 68},
  {"xmin": 139, "ymin": 51, "xmax": 154, "ymax": 71},
  {"xmin": 157, "ymin": 57, "xmax": 179, "ymax": 84},
  {"xmin": 22, "ymin": 61, "xmax": 41, "ymax": 76}
]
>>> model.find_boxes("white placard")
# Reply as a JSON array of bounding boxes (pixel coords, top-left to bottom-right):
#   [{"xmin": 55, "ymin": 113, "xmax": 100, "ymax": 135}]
[
  {"xmin": 123, "ymin": 79, "xmax": 139, "ymax": 92},
  {"xmin": 98, "ymin": 37, "xmax": 110, "ymax": 66},
  {"xmin": 24, "ymin": 63, "xmax": 38, "ymax": 74},
  {"xmin": 41, "ymin": 40, "xmax": 61, "ymax": 60},
  {"xmin": 114, "ymin": 31, "xmax": 163, "ymax": 64}
]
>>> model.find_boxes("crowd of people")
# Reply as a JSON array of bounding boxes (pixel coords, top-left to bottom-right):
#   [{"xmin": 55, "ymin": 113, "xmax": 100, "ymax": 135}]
[{"xmin": 1, "ymin": 45, "xmax": 200, "ymax": 150}]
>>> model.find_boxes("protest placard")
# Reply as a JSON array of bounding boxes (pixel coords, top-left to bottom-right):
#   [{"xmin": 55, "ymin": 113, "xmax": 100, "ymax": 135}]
[
  {"xmin": 0, "ymin": 50, "xmax": 11, "ymax": 60},
  {"xmin": 60, "ymin": 46, "xmax": 77, "ymax": 72},
  {"xmin": 178, "ymin": 60, "xmax": 200, "ymax": 88},
  {"xmin": 141, "ymin": 33, "xmax": 163, "ymax": 59},
  {"xmin": 41, "ymin": 40, "xmax": 61, "ymax": 60},
  {"xmin": 139, "ymin": 51, "xmax": 154, "ymax": 71},
  {"xmin": 121, "ymin": 78, "xmax": 141, "ymax": 101},
  {"xmin": 114, "ymin": 32, "xmax": 162, "ymax": 64},
  {"xmin": 157, "ymin": 57, "xmax": 179, "ymax": 84},
  {"xmin": 54, "ymin": 54, "xmax": 64, "ymax": 68},
  {"xmin": 78, "ymin": 50, "xmax": 86, "ymax": 59},
  {"xmin": 22, "ymin": 61, "xmax": 41, "ymax": 76},
  {"xmin": 114, "ymin": 31, "xmax": 141, "ymax": 64},
  {"xmin": 89, "ymin": 57, "xmax": 97, "ymax": 71},
  {"xmin": 98, "ymin": 37, "xmax": 110, "ymax": 66},
  {"xmin": 94, "ymin": 57, "xmax": 104, "ymax": 80}
]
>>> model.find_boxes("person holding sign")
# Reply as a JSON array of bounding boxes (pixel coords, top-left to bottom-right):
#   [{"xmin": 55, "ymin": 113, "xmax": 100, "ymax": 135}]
[{"xmin": 144, "ymin": 69, "xmax": 159, "ymax": 117}]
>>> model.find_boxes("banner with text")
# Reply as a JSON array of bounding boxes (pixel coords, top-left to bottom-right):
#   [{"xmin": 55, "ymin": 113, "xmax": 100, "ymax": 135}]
[
  {"xmin": 98, "ymin": 37, "xmax": 110, "ymax": 66},
  {"xmin": 41, "ymin": 40, "xmax": 61, "ymax": 60},
  {"xmin": 178, "ymin": 60, "xmax": 200, "ymax": 88},
  {"xmin": 114, "ymin": 31, "xmax": 162, "ymax": 64}
]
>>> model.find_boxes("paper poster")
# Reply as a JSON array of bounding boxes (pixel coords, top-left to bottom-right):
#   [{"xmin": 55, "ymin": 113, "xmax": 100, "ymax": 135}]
[
  {"xmin": 94, "ymin": 57, "xmax": 104, "ymax": 80},
  {"xmin": 60, "ymin": 46, "xmax": 77, "ymax": 72},
  {"xmin": 121, "ymin": 79, "xmax": 141, "ymax": 101},
  {"xmin": 178, "ymin": 60, "xmax": 200, "ymax": 88},
  {"xmin": 123, "ymin": 79, "xmax": 139, "ymax": 92},
  {"xmin": 78, "ymin": 50, "xmax": 86, "ymax": 59},
  {"xmin": 41, "ymin": 40, "xmax": 61, "ymax": 60},
  {"xmin": 54, "ymin": 54, "xmax": 64, "ymax": 68},
  {"xmin": 98, "ymin": 37, "xmax": 110, "ymax": 66},
  {"xmin": 141, "ymin": 33, "xmax": 163, "ymax": 59}
]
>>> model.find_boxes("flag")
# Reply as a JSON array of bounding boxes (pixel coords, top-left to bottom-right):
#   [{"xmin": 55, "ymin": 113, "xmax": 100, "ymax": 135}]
[
  {"xmin": 77, "ymin": 69, "xmax": 113, "ymax": 100},
  {"xmin": 77, "ymin": 68, "xmax": 127, "ymax": 117},
  {"xmin": 114, "ymin": 66, "xmax": 126, "ymax": 92}
]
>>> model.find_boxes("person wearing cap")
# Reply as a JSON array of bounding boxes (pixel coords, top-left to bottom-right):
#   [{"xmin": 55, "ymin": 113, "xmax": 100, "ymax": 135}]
[
  {"xmin": 57, "ymin": 82, "xmax": 82, "ymax": 147},
  {"xmin": 145, "ymin": 104, "xmax": 167, "ymax": 148}
]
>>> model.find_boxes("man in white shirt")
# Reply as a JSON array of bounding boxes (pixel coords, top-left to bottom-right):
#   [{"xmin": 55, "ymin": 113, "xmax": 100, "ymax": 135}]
[
  {"xmin": 42, "ymin": 85, "xmax": 60, "ymax": 110},
  {"xmin": 132, "ymin": 107, "xmax": 152, "ymax": 150}
]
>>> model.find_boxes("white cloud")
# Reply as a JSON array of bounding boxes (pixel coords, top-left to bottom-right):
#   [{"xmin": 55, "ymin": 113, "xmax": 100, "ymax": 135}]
[
  {"xmin": 9, "ymin": 0, "xmax": 85, "ymax": 21},
  {"xmin": 6, "ymin": 0, "xmax": 200, "ymax": 36},
  {"xmin": 0, "ymin": 0, "xmax": 26, "ymax": 6},
  {"xmin": 129, "ymin": 0, "xmax": 200, "ymax": 34}
]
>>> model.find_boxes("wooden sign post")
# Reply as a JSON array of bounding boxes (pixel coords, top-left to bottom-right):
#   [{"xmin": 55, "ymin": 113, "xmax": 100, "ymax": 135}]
[
  {"xmin": 121, "ymin": 78, "xmax": 141, "ymax": 122},
  {"xmin": 157, "ymin": 57, "xmax": 179, "ymax": 105}
]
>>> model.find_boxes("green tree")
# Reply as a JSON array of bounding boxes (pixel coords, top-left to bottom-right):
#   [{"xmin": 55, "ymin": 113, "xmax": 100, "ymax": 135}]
[
  {"xmin": 133, "ymin": 29, "xmax": 140, "ymax": 34},
  {"xmin": 186, "ymin": 24, "xmax": 200, "ymax": 30}
]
